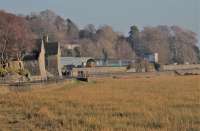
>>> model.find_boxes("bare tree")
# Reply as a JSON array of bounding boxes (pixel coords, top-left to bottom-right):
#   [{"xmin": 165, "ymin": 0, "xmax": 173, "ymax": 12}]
[
  {"xmin": 0, "ymin": 11, "xmax": 34, "ymax": 63},
  {"xmin": 115, "ymin": 37, "xmax": 136, "ymax": 59}
]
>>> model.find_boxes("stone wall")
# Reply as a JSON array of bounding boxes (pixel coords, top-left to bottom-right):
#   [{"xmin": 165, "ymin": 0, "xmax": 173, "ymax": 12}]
[
  {"xmin": 38, "ymin": 46, "xmax": 47, "ymax": 80},
  {"xmin": 57, "ymin": 53, "xmax": 62, "ymax": 77},
  {"xmin": 45, "ymin": 51, "xmax": 62, "ymax": 78},
  {"xmin": 23, "ymin": 60, "xmax": 41, "ymax": 76},
  {"xmin": 163, "ymin": 64, "xmax": 200, "ymax": 71},
  {"xmin": 46, "ymin": 55, "xmax": 58, "ymax": 76},
  {"xmin": 72, "ymin": 67, "xmax": 127, "ymax": 76}
]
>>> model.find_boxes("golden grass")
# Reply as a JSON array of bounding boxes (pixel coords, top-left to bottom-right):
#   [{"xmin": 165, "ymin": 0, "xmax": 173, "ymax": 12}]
[{"xmin": 0, "ymin": 75, "xmax": 199, "ymax": 131}]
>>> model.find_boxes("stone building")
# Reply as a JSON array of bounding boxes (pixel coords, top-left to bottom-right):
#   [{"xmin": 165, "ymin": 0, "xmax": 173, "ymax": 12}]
[
  {"xmin": 143, "ymin": 53, "xmax": 159, "ymax": 63},
  {"xmin": 23, "ymin": 36, "xmax": 62, "ymax": 80},
  {"xmin": 44, "ymin": 41, "xmax": 62, "ymax": 78},
  {"xmin": 23, "ymin": 39, "xmax": 47, "ymax": 80}
]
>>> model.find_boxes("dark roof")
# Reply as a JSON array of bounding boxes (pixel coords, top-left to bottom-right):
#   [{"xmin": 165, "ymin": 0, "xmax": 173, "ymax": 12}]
[
  {"xmin": 33, "ymin": 39, "xmax": 43, "ymax": 52},
  {"xmin": 44, "ymin": 42, "xmax": 59, "ymax": 56},
  {"xmin": 23, "ymin": 40, "xmax": 59, "ymax": 61},
  {"xmin": 23, "ymin": 53, "xmax": 39, "ymax": 61}
]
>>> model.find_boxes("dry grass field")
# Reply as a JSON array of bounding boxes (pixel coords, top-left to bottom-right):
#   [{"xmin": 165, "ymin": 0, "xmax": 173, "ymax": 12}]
[{"xmin": 0, "ymin": 75, "xmax": 199, "ymax": 131}]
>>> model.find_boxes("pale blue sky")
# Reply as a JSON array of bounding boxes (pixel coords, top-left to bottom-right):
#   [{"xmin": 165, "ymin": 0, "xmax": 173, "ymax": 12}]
[{"xmin": 0, "ymin": 0, "xmax": 199, "ymax": 45}]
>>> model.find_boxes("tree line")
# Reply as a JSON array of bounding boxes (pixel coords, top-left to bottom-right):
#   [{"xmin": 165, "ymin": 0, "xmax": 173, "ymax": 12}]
[{"xmin": 0, "ymin": 10, "xmax": 199, "ymax": 65}]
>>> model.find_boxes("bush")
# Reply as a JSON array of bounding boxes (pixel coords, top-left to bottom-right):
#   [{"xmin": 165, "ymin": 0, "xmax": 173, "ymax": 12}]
[
  {"xmin": 6, "ymin": 67, "xmax": 18, "ymax": 74},
  {"xmin": 4, "ymin": 67, "xmax": 30, "ymax": 77},
  {"xmin": 18, "ymin": 69, "xmax": 30, "ymax": 77},
  {"xmin": 0, "ymin": 68, "xmax": 8, "ymax": 77}
]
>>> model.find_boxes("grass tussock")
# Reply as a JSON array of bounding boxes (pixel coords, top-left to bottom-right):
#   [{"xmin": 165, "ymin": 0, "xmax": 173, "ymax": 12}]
[{"xmin": 0, "ymin": 75, "xmax": 199, "ymax": 131}]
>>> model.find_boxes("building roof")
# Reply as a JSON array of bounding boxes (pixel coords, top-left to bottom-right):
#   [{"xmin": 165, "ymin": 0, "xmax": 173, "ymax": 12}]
[
  {"xmin": 61, "ymin": 57, "xmax": 93, "ymax": 66},
  {"xmin": 23, "ymin": 37, "xmax": 60, "ymax": 61},
  {"xmin": 23, "ymin": 53, "xmax": 39, "ymax": 61},
  {"xmin": 44, "ymin": 42, "xmax": 59, "ymax": 56}
]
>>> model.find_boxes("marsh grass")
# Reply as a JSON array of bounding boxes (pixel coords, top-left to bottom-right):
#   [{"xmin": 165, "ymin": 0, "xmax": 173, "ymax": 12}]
[{"xmin": 0, "ymin": 75, "xmax": 199, "ymax": 131}]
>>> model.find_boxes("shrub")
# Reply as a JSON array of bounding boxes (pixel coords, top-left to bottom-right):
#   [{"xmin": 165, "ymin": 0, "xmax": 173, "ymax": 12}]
[
  {"xmin": 0, "ymin": 68, "xmax": 8, "ymax": 77},
  {"xmin": 5, "ymin": 67, "xmax": 18, "ymax": 74},
  {"xmin": 18, "ymin": 69, "xmax": 30, "ymax": 77}
]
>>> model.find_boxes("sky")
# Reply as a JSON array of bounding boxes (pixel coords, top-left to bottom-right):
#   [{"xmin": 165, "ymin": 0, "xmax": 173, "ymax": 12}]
[{"xmin": 0, "ymin": 0, "xmax": 199, "ymax": 45}]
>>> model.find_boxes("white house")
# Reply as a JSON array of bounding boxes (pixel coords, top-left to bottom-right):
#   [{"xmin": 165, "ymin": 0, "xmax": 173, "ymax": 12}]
[{"xmin": 144, "ymin": 53, "xmax": 159, "ymax": 63}]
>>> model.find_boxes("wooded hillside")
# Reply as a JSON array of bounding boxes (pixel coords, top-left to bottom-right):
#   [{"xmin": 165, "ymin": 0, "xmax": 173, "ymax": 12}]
[{"xmin": 0, "ymin": 10, "xmax": 199, "ymax": 64}]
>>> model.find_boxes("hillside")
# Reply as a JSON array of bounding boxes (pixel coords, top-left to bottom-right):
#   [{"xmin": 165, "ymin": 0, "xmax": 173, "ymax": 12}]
[{"xmin": 0, "ymin": 9, "xmax": 200, "ymax": 64}]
